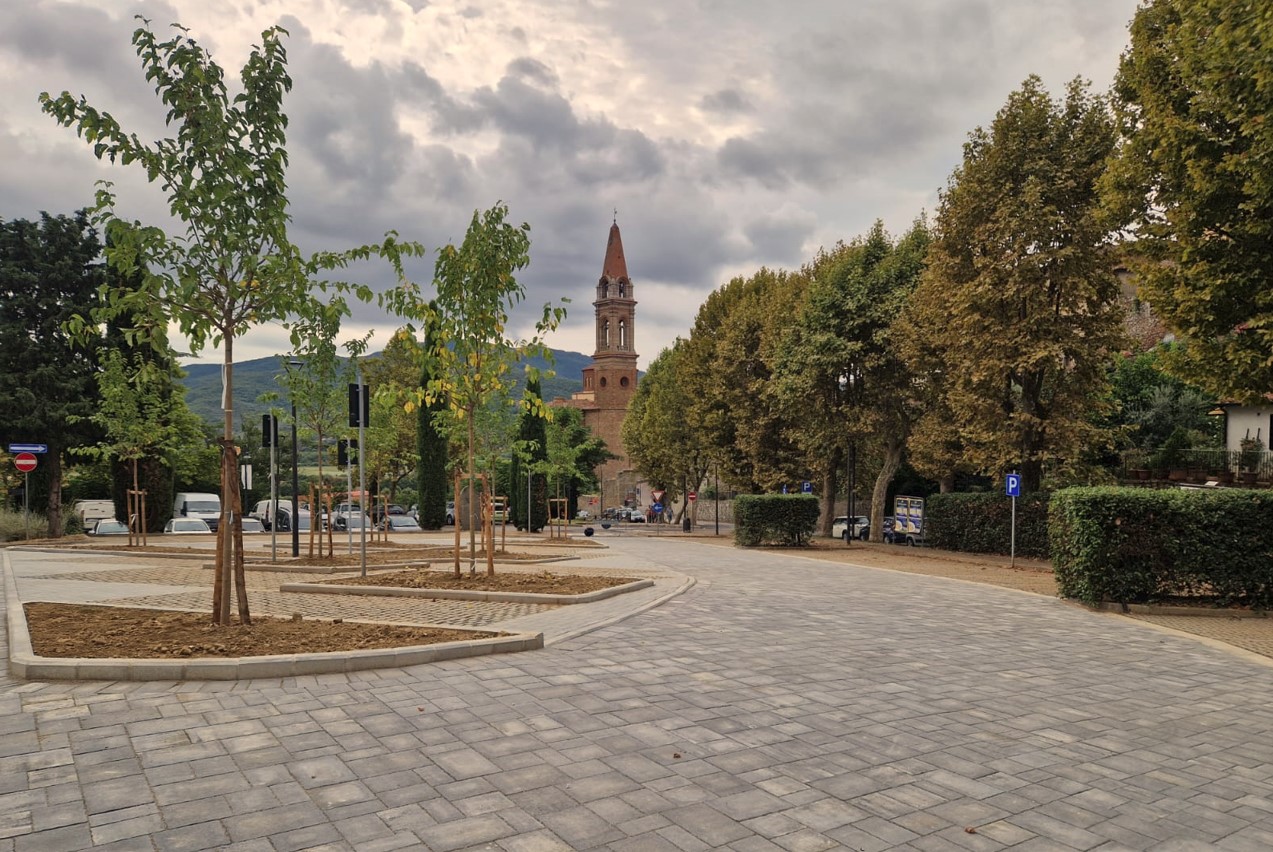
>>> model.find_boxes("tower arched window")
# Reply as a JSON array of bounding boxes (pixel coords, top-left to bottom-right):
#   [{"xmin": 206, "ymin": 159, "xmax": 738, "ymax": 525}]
[
  {"xmin": 619, "ymin": 319, "xmax": 627, "ymax": 350},
  {"xmin": 598, "ymin": 277, "xmax": 607, "ymax": 299},
  {"xmin": 618, "ymin": 280, "xmax": 626, "ymax": 298},
  {"xmin": 603, "ymin": 319, "xmax": 611, "ymax": 348}
]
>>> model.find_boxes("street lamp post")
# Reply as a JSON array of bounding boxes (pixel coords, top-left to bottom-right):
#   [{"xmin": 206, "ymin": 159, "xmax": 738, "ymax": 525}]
[
  {"xmin": 288, "ymin": 359, "xmax": 303, "ymax": 558},
  {"xmin": 839, "ymin": 370, "xmax": 858, "ymax": 547}
]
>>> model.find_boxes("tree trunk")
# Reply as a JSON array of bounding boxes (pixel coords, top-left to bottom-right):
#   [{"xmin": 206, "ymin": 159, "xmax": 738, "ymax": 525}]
[
  {"xmin": 869, "ymin": 437, "xmax": 905, "ymax": 543},
  {"xmin": 467, "ymin": 406, "xmax": 477, "ymax": 575},
  {"xmin": 46, "ymin": 447, "xmax": 63, "ymax": 539},
  {"xmin": 939, "ymin": 474, "xmax": 955, "ymax": 494},
  {"xmin": 214, "ymin": 336, "xmax": 235, "ymax": 626},
  {"xmin": 819, "ymin": 447, "xmax": 842, "ymax": 536}
]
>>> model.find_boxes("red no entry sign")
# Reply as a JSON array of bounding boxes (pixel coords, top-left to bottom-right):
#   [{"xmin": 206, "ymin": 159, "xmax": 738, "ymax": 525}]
[
  {"xmin": 688, "ymin": 491, "xmax": 697, "ymax": 502},
  {"xmin": 14, "ymin": 452, "xmax": 37, "ymax": 473}
]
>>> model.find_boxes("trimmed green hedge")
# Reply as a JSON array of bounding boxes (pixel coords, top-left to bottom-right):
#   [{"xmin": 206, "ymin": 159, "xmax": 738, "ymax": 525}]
[
  {"xmin": 734, "ymin": 495, "xmax": 819, "ymax": 547},
  {"xmin": 925, "ymin": 492, "xmax": 1050, "ymax": 558},
  {"xmin": 1049, "ymin": 487, "xmax": 1273, "ymax": 607}
]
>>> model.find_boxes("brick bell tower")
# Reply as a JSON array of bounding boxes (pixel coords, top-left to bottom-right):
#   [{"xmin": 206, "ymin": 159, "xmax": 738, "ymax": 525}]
[{"xmin": 556, "ymin": 219, "xmax": 640, "ymax": 507}]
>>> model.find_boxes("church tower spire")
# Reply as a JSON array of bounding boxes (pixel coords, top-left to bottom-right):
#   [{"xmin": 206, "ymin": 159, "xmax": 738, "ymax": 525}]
[
  {"xmin": 594, "ymin": 221, "xmax": 636, "ymax": 359},
  {"xmin": 554, "ymin": 220, "xmax": 641, "ymax": 510}
]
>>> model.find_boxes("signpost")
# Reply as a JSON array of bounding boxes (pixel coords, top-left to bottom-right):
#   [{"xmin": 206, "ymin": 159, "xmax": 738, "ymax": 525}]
[
  {"xmin": 801, "ymin": 481, "xmax": 812, "ymax": 494},
  {"xmin": 1005, "ymin": 472, "xmax": 1021, "ymax": 567},
  {"xmin": 11, "ymin": 450, "xmax": 40, "ymax": 540}
]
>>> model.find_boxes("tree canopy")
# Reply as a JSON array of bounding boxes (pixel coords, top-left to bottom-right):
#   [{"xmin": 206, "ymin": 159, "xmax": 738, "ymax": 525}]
[
  {"xmin": 1106, "ymin": 0, "xmax": 1273, "ymax": 402},
  {"xmin": 899, "ymin": 76, "xmax": 1124, "ymax": 492}
]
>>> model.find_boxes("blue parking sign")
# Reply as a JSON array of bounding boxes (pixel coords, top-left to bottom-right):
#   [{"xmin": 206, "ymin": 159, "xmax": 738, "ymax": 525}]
[
  {"xmin": 801, "ymin": 481, "xmax": 812, "ymax": 493},
  {"xmin": 1005, "ymin": 474, "xmax": 1021, "ymax": 498}
]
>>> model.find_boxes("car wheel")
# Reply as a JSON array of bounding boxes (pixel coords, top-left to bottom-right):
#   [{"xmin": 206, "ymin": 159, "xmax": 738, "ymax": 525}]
[{"xmin": 859, "ymin": 529, "xmax": 868, "ymax": 541}]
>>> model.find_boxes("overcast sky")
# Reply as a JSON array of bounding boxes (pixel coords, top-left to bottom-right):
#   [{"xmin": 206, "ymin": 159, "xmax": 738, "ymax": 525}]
[{"xmin": 1, "ymin": 0, "xmax": 1140, "ymax": 371}]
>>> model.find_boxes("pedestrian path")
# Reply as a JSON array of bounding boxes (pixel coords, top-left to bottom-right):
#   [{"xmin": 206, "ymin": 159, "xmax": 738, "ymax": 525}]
[{"xmin": 4, "ymin": 536, "xmax": 1273, "ymax": 850}]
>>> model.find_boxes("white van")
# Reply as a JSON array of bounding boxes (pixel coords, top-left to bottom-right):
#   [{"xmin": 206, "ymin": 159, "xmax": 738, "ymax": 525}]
[
  {"xmin": 73, "ymin": 499, "xmax": 116, "ymax": 526},
  {"xmin": 173, "ymin": 492, "xmax": 222, "ymax": 532}
]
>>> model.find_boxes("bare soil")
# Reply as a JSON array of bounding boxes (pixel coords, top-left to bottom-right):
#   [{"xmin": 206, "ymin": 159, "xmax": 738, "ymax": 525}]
[
  {"xmin": 321, "ymin": 569, "xmax": 639, "ymax": 594},
  {"xmin": 23, "ymin": 603, "xmax": 497, "ymax": 659}
]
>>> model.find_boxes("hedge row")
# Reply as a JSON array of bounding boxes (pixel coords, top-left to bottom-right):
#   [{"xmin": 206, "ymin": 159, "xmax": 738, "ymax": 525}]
[
  {"xmin": 734, "ymin": 495, "xmax": 819, "ymax": 547},
  {"xmin": 1049, "ymin": 487, "xmax": 1273, "ymax": 608},
  {"xmin": 924, "ymin": 492, "xmax": 1051, "ymax": 558}
]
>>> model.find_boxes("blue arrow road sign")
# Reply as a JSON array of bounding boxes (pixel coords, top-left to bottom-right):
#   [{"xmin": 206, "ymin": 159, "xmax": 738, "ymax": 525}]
[
  {"xmin": 8, "ymin": 443, "xmax": 47, "ymax": 454},
  {"xmin": 652, "ymin": 502, "xmax": 663, "ymax": 513},
  {"xmin": 1005, "ymin": 474, "xmax": 1021, "ymax": 497}
]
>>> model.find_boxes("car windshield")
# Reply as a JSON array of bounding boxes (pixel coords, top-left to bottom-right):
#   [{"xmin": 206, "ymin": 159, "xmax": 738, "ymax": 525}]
[
  {"xmin": 186, "ymin": 501, "xmax": 218, "ymax": 512},
  {"xmin": 175, "ymin": 520, "xmax": 205, "ymax": 530},
  {"xmin": 96, "ymin": 522, "xmax": 127, "ymax": 533}
]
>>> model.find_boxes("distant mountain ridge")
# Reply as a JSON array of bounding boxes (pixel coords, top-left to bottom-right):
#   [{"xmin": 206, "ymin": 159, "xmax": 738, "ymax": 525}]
[{"xmin": 179, "ymin": 348, "xmax": 592, "ymax": 428}]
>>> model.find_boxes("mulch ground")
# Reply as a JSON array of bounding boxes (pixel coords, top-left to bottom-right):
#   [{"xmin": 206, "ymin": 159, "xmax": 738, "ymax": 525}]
[
  {"xmin": 23, "ymin": 603, "xmax": 497, "ymax": 659},
  {"xmin": 320, "ymin": 569, "xmax": 638, "ymax": 594}
]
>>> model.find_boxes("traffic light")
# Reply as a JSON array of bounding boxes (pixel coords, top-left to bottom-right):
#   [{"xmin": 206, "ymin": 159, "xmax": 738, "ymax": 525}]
[
  {"xmin": 348, "ymin": 383, "xmax": 369, "ymax": 427},
  {"xmin": 261, "ymin": 414, "xmax": 278, "ymax": 447},
  {"xmin": 338, "ymin": 438, "xmax": 358, "ymax": 467}
]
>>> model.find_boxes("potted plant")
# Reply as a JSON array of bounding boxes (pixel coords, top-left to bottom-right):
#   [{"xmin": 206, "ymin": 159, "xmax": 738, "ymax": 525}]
[
  {"xmin": 1239, "ymin": 436, "xmax": 1264, "ymax": 486},
  {"xmin": 1154, "ymin": 428, "xmax": 1192, "ymax": 482}
]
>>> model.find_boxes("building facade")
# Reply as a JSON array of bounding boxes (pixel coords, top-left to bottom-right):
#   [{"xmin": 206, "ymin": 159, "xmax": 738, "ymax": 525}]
[{"xmin": 554, "ymin": 221, "xmax": 641, "ymax": 510}]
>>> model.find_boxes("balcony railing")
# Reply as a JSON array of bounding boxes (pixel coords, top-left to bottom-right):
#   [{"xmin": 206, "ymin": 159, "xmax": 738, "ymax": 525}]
[{"xmin": 1121, "ymin": 448, "xmax": 1272, "ymax": 486}]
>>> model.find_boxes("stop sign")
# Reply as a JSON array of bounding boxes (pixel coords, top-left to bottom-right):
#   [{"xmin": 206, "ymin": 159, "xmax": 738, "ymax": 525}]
[{"xmin": 14, "ymin": 452, "xmax": 37, "ymax": 473}]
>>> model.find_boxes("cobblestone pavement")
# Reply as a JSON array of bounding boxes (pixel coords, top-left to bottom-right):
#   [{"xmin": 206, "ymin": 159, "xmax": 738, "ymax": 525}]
[
  {"xmin": 768, "ymin": 539, "xmax": 1273, "ymax": 664},
  {"xmin": 5, "ymin": 537, "xmax": 1273, "ymax": 850}
]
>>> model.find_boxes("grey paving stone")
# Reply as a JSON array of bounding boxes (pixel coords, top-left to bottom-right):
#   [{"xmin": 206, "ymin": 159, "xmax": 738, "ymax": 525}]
[
  {"xmin": 11, "ymin": 539, "xmax": 1273, "ymax": 852},
  {"xmin": 153, "ymin": 821, "xmax": 232, "ymax": 852}
]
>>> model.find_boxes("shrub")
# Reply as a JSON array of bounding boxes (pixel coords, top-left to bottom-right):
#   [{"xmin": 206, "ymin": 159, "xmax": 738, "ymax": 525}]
[
  {"xmin": 63, "ymin": 513, "xmax": 85, "ymax": 536},
  {"xmin": 0, "ymin": 509, "xmax": 49, "ymax": 541},
  {"xmin": 925, "ymin": 492, "xmax": 1050, "ymax": 558},
  {"xmin": 734, "ymin": 495, "xmax": 819, "ymax": 547},
  {"xmin": 1049, "ymin": 487, "xmax": 1273, "ymax": 607}
]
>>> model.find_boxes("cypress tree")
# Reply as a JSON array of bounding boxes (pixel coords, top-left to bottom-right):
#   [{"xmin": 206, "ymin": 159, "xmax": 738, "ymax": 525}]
[{"xmin": 416, "ymin": 309, "xmax": 449, "ymax": 529}]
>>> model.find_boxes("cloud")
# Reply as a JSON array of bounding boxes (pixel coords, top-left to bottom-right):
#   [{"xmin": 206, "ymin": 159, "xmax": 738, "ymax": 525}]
[{"xmin": 0, "ymin": 0, "xmax": 1143, "ymax": 369}]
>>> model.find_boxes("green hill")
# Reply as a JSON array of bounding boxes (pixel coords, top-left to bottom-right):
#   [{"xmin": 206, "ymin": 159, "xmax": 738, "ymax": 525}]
[{"xmin": 179, "ymin": 349, "xmax": 591, "ymax": 429}]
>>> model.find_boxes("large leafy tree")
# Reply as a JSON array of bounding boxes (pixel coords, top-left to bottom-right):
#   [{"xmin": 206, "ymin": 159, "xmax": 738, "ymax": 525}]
[
  {"xmin": 899, "ymin": 76, "xmax": 1124, "ymax": 493},
  {"xmin": 1105, "ymin": 0, "xmax": 1273, "ymax": 402},
  {"xmin": 73, "ymin": 349, "xmax": 205, "ymax": 542},
  {"xmin": 773, "ymin": 221, "xmax": 931, "ymax": 540},
  {"xmin": 41, "ymin": 20, "xmax": 420, "ymax": 624},
  {"xmin": 0, "ymin": 212, "xmax": 104, "ymax": 535},
  {"xmin": 622, "ymin": 342, "xmax": 711, "ymax": 516}
]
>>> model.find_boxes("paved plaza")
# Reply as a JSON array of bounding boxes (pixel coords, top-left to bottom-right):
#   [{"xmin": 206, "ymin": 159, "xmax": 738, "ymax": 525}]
[{"xmin": 4, "ymin": 535, "xmax": 1273, "ymax": 851}]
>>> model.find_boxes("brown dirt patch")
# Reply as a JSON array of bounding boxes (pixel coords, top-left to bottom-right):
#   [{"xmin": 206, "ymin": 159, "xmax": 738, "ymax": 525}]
[
  {"xmin": 321, "ymin": 569, "xmax": 639, "ymax": 594},
  {"xmin": 23, "ymin": 602, "xmax": 497, "ymax": 659}
]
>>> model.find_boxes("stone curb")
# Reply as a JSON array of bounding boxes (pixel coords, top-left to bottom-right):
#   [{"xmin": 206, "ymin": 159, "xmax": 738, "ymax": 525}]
[
  {"xmin": 278, "ymin": 578, "xmax": 655, "ymax": 604},
  {"xmin": 544, "ymin": 575, "xmax": 697, "ymax": 647},
  {"xmin": 1087, "ymin": 601, "xmax": 1269, "ymax": 619},
  {"xmin": 3, "ymin": 550, "xmax": 542, "ymax": 681}
]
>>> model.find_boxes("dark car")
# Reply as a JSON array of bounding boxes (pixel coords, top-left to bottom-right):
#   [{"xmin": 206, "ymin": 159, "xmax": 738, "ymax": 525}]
[{"xmin": 858, "ymin": 516, "xmax": 896, "ymax": 543}]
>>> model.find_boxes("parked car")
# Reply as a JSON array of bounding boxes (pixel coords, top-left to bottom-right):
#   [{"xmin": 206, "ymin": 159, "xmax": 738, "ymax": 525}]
[
  {"xmin": 381, "ymin": 515, "xmax": 422, "ymax": 533},
  {"xmin": 172, "ymin": 492, "xmax": 221, "ymax": 532},
  {"xmin": 240, "ymin": 517, "xmax": 265, "ymax": 534},
  {"xmin": 858, "ymin": 516, "xmax": 896, "ymax": 543},
  {"xmin": 164, "ymin": 518, "xmax": 211, "ymax": 534},
  {"xmin": 273, "ymin": 506, "xmax": 312, "ymax": 533},
  {"xmin": 88, "ymin": 519, "xmax": 130, "ymax": 536},
  {"xmin": 74, "ymin": 500, "xmax": 116, "ymax": 527},
  {"xmin": 334, "ymin": 503, "xmax": 368, "ymax": 531},
  {"xmin": 831, "ymin": 515, "xmax": 870, "ymax": 541},
  {"xmin": 446, "ymin": 501, "xmax": 455, "ymax": 526}
]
